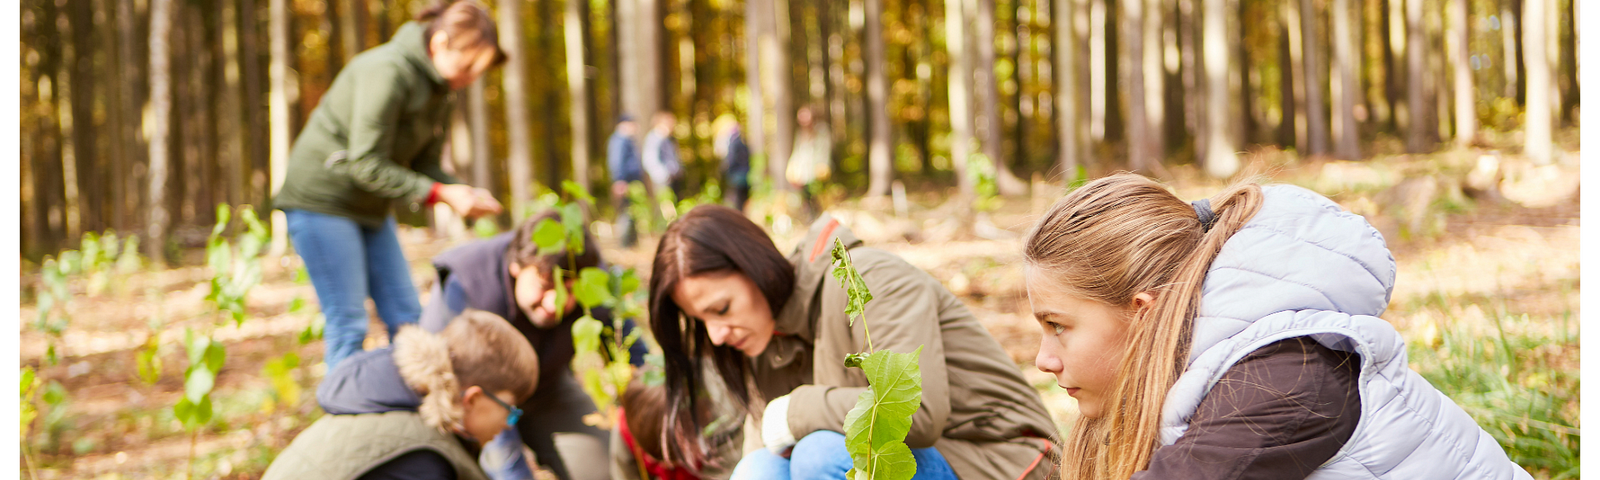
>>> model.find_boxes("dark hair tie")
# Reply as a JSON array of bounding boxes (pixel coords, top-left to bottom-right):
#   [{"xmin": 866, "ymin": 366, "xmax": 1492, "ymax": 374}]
[{"xmin": 1192, "ymin": 199, "xmax": 1218, "ymax": 233}]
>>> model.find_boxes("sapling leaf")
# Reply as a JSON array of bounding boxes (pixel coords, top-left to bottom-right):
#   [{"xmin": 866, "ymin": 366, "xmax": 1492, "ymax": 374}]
[
  {"xmin": 560, "ymin": 202, "xmax": 586, "ymax": 256},
  {"xmin": 841, "ymin": 347, "xmax": 924, "ymax": 480},
  {"xmin": 533, "ymin": 219, "xmax": 567, "ymax": 254},
  {"xmin": 574, "ymin": 268, "xmax": 614, "ymax": 309},
  {"xmin": 572, "ymin": 315, "xmax": 604, "ymax": 356},
  {"xmin": 562, "ymin": 180, "xmax": 597, "ymax": 206},
  {"xmin": 184, "ymin": 365, "xmax": 215, "ymax": 404},
  {"xmin": 212, "ymin": 204, "xmax": 232, "ymax": 237},
  {"xmin": 553, "ymin": 268, "xmax": 569, "ymax": 318},
  {"xmin": 830, "ymin": 238, "xmax": 874, "ymax": 328}
]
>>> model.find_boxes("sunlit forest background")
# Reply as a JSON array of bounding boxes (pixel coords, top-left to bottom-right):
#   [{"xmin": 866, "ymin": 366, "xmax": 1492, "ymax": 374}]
[{"xmin": 18, "ymin": 0, "xmax": 1579, "ymax": 477}]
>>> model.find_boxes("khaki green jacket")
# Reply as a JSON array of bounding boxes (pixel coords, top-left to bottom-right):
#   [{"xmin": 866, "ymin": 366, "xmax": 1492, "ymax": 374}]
[
  {"xmin": 747, "ymin": 216, "xmax": 1061, "ymax": 480},
  {"xmin": 260, "ymin": 410, "xmax": 488, "ymax": 480},
  {"xmin": 273, "ymin": 21, "xmax": 461, "ymax": 227}
]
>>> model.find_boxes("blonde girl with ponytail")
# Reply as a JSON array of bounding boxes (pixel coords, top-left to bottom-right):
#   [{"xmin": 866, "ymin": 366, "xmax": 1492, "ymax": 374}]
[{"xmin": 1024, "ymin": 173, "xmax": 1532, "ymax": 480}]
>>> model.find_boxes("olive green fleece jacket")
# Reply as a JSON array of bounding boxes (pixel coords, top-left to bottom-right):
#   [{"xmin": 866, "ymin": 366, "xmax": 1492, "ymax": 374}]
[
  {"xmin": 744, "ymin": 216, "xmax": 1062, "ymax": 480},
  {"xmin": 273, "ymin": 21, "xmax": 462, "ymax": 227}
]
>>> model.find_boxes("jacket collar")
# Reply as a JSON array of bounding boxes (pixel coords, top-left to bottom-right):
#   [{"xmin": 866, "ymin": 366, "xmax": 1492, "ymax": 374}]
[
  {"xmin": 394, "ymin": 21, "xmax": 449, "ymax": 91},
  {"xmin": 772, "ymin": 215, "xmax": 862, "ymax": 345}
]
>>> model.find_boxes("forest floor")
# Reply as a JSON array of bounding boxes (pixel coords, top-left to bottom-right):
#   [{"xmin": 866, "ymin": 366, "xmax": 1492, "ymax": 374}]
[{"xmin": 19, "ymin": 142, "xmax": 1581, "ymax": 479}]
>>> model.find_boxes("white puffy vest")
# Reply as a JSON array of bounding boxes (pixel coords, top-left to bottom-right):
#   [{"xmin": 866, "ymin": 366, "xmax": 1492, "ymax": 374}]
[{"xmin": 1159, "ymin": 185, "xmax": 1533, "ymax": 479}]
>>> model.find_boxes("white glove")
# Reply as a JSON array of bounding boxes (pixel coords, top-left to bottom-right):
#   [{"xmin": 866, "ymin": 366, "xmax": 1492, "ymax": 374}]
[{"xmin": 762, "ymin": 395, "xmax": 798, "ymax": 455}]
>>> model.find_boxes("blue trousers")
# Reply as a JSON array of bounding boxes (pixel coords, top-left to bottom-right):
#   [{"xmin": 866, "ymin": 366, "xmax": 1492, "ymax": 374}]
[
  {"xmin": 285, "ymin": 209, "xmax": 421, "ymax": 369},
  {"xmin": 730, "ymin": 430, "xmax": 958, "ymax": 480}
]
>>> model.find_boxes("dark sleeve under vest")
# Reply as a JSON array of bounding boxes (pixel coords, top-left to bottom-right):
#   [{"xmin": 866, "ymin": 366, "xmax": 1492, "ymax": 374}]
[
  {"xmin": 1132, "ymin": 336, "xmax": 1363, "ymax": 480},
  {"xmin": 356, "ymin": 449, "xmax": 458, "ymax": 480}
]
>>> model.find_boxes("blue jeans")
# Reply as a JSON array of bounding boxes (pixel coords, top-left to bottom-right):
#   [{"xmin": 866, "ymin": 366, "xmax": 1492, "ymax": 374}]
[
  {"xmin": 730, "ymin": 431, "xmax": 958, "ymax": 480},
  {"xmin": 285, "ymin": 209, "xmax": 422, "ymax": 369}
]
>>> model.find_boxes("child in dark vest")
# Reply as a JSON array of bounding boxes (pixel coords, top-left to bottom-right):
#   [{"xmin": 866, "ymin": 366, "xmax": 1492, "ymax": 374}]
[
  {"xmin": 419, "ymin": 209, "xmax": 649, "ymax": 480},
  {"xmin": 263, "ymin": 309, "xmax": 539, "ymax": 480}
]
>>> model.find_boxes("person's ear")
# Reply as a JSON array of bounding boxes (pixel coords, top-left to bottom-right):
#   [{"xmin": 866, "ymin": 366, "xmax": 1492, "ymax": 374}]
[
  {"xmin": 508, "ymin": 262, "xmax": 522, "ymax": 278},
  {"xmin": 461, "ymin": 385, "xmax": 484, "ymax": 408},
  {"xmin": 1129, "ymin": 292, "xmax": 1157, "ymax": 317},
  {"xmin": 428, "ymin": 31, "xmax": 451, "ymax": 56}
]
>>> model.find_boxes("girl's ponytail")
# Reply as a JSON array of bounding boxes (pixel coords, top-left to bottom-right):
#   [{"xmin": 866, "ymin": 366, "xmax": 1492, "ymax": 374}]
[{"xmin": 413, "ymin": 0, "xmax": 506, "ymax": 64}]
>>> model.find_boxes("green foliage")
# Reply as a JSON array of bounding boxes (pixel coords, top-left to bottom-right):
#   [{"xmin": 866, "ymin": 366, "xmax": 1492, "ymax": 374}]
[
  {"xmin": 299, "ymin": 315, "xmax": 326, "ymax": 345},
  {"xmin": 21, "ymin": 367, "xmax": 38, "ymax": 436},
  {"xmin": 829, "ymin": 239, "xmax": 875, "ymax": 348},
  {"xmin": 473, "ymin": 218, "xmax": 502, "ymax": 238},
  {"xmin": 205, "ymin": 204, "xmax": 269, "ymax": 326},
  {"xmin": 842, "ymin": 347, "xmax": 925, "ymax": 480},
  {"xmin": 175, "ymin": 329, "xmax": 226, "ymax": 429},
  {"xmin": 137, "ymin": 333, "xmax": 163, "ymax": 386},
  {"xmin": 1412, "ymin": 310, "xmax": 1580, "ymax": 479},
  {"xmin": 966, "ymin": 153, "xmax": 1001, "ymax": 213},
  {"xmin": 626, "ymin": 181, "xmax": 658, "ymax": 236},
  {"xmin": 262, "ymin": 352, "xmax": 303, "ymax": 411},
  {"xmin": 830, "ymin": 239, "xmax": 926, "ymax": 480}
]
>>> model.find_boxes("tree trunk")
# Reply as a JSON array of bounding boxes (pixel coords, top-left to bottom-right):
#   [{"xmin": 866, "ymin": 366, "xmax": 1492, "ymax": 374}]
[
  {"xmin": 1299, "ymin": 0, "xmax": 1329, "ymax": 156},
  {"xmin": 268, "ymin": 0, "xmax": 293, "ymax": 255},
  {"xmin": 69, "ymin": 0, "xmax": 102, "ymax": 235},
  {"xmin": 1089, "ymin": 0, "xmax": 1108, "ymax": 142},
  {"xmin": 1500, "ymin": 0, "xmax": 1520, "ymax": 99},
  {"xmin": 947, "ymin": 0, "xmax": 974, "ymax": 196},
  {"xmin": 1284, "ymin": 0, "xmax": 1308, "ymax": 152},
  {"xmin": 767, "ymin": 0, "xmax": 795, "ymax": 191},
  {"xmin": 1054, "ymin": 0, "xmax": 1081, "ymax": 181},
  {"xmin": 31, "ymin": 0, "xmax": 69, "ymax": 254},
  {"xmin": 1332, "ymin": 0, "xmax": 1362, "ymax": 158},
  {"xmin": 1121, "ymin": 0, "xmax": 1151, "ymax": 171},
  {"xmin": 469, "ymin": 79, "xmax": 493, "ymax": 190},
  {"xmin": 1404, "ymin": 0, "xmax": 1429, "ymax": 152},
  {"xmin": 1202, "ymin": 0, "xmax": 1239, "ymax": 177},
  {"xmin": 342, "ymin": 0, "xmax": 367, "ymax": 59},
  {"xmin": 864, "ymin": 0, "xmax": 892, "ymax": 196},
  {"xmin": 1179, "ymin": 0, "xmax": 1203, "ymax": 162},
  {"xmin": 148, "ymin": 0, "xmax": 173, "ymax": 263},
  {"xmin": 1446, "ymin": 0, "xmax": 1476, "ymax": 147},
  {"xmin": 973, "ymin": 0, "xmax": 1025, "ymax": 194},
  {"xmin": 1522, "ymin": 0, "xmax": 1551, "ymax": 163},
  {"xmin": 1143, "ymin": 0, "xmax": 1166, "ymax": 163},
  {"xmin": 743, "ymin": 0, "xmax": 767, "ymax": 169},
  {"xmin": 565, "ymin": 0, "xmax": 593, "ymax": 189},
  {"xmin": 239, "ymin": 0, "xmax": 268, "ymax": 214},
  {"xmin": 499, "ymin": 0, "xmax": 534, "ymax": 217}
]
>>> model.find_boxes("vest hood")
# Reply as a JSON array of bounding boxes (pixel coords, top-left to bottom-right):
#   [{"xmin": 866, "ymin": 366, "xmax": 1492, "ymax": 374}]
[
  {"xmin": 318, "ymin": 326, "xmax": 460, "ymax": 432},
  {"xmin": 1189, "ymin": 184, "xmax": 1397, "ymax": 364}
]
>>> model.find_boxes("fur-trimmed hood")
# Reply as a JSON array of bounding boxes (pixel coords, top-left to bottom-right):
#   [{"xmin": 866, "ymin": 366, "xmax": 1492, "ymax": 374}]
[{"xmin": 317, "ymin": 326, "xmax": 461, "ymax": 433}]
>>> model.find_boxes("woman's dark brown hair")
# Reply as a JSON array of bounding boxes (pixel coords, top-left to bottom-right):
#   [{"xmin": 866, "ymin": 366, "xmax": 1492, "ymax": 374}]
[
  {"xmin": 415, "ymin": 0, "xmax": 508, "ymax": 65},
  {"xmin": 649, "ymin": 205, "xmax": 795, "ymax": 469}
]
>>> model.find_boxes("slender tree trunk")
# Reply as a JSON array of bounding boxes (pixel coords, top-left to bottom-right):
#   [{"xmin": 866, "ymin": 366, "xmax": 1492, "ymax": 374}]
[
  {"xmin": 974, "ymin": 0, "xmax": 1025, "ymax": 194},
  {"xmin": 240, "ymin": 0, "xmax": 268, "ymax": 214},
  {"xmin": 499, "ymin": 0, "xmax": 534, "ymax": 216},
  {"xmin": 268, "ymin": 0, "xmax": 293, "ymax": 255},
  {"xmin": 1202, "ymin": 0, "xmax": 1239, "ymax": 177},
  {"xmin": 1121, "ymin": 0, "xmax": 1151, "ymax": 171},
  {"xmin": 196, "ymin": 4, "xmax": 220, "ymax": 225},
  {"xmin": 342, "ymin": 0, "xmax": 367, "ymax": 59},
  {"xmin": 1089, "ymin": 0, "xmax": 1108, "ymax": 142},
  {"xmin": 947, "ymin": 0, "xmax": 974, "ymax": 196},
  {"xmin": 743, "ymin": 0, "xmax": 767, "ymax": 171},
  {"xmin": 1054, "ymin": 0, "xmax": 1080, "ymax": 181},
  {"xmin": 1522, "ymin": 0, "xmax": 1551, "ymax": 163},
  {"xmin": 864, "ymin": 0, "xmax": 892, "ymax": 196},
  {"xmin": 1179, "ymin": 0, "xmax": 1203, "ymax": 162},
  {"xmin": 469, "ymin": 79, "xmax": 493, "ymax": 190},
  {"xmin": 69, "ymin": 0, "xmax": 103, "ymax": 234},
  {"xmin": 1332, "ymin": 0, "xmax": 1362, "ymax": 158},
  {"xmin": 566, "ymin": 0, "xmax": 593, "ymax": 189},
  {"xmin": 219, "ymin": 0, "xmax": 245, "ymax": 209},
  {"xmin": 1299, "ymin": 0, "xmax": 1329, "ymax": 156},
  {"xmin": 1430, "ymin": 5, "xmax": 1450, "ymax": 141},
  {"xmin": 32, "ymin": 0, "xmax": 69, "ymax": 253},
  {"xmin": 1285, "ymin": 0, "xmax": 1308, "ymax": 152},
  {"xmin": 1404, "ymin": 0, "xmax": 1429, "ymax": 152},
  {"xmin": 768, "ymin": 0, "xmax": 795, "ymax": 190},
  {"xmin": 148, "ymin": 0, "xmax": 173, "ymax": 263},
  {"xmin": 118, "ymin": 0, "xmax": 147, "ymax": 234},
  {"xmin": 1143, "ymin": 0, "xmax": 1166, "ymax": 163},
  {"xmin": 1500, "ymin": 0, "xmax": 1520, "ymax": 99},
  {"xmin": 1446, "ymin": 0, "xmax": 1476, "ymax": 147}
]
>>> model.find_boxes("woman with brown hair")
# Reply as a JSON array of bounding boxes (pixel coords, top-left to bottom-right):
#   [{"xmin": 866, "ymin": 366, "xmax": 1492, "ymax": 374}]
[
  {"xmin": 1023, "ymin": 173, "xmax": 1531, "ymax": 479},
  {"xmin": 648, "ymin": 205, "xmax": 1059, "ymax": 480},
  {"xmin": 274, "ymin": 0, "xmax": 505, "ymax": 370}
]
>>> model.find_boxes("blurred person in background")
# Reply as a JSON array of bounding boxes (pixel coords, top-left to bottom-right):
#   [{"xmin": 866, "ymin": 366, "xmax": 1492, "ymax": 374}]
[
  {"xmin": 608, "ymin": 114, "xmax": 643, "ymax": 248},
  {"xmin": 785, "ymin": 106, "xmax": 830, "ymax": 221},
  {"xmin": 643, "ymin": 111, "xmax": 686, "ymax": 202},
  {"xmin": 714, "ymin": 115, "xmax": 751, "ymax": 213}
]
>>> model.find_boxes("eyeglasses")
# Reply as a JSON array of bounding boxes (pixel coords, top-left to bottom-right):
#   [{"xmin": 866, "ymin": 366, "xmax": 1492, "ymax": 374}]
[{"xmin": 482, "ymin": 391, "xmax": 524, "ymax": 427}]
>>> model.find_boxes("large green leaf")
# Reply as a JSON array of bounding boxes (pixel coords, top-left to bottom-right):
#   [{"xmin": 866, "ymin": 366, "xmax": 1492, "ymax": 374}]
[
  {"xmin": 574, "ymin": 267, "xmax": 614, "ymax": 309},
  {"xmin": 533, "ymin": 218, "xmax": 566, "ymax": 254},
  {"xmin": 560, "ymin": 203, "xmax": 586, "ymax": 256},
  {"xmin": 562, "ymin": 180, "xmax": 597, "ymax": 206},
  {"xmin": 571, "ymin": 315, "xmax": 604, "ymax": 356},
  {"xmin": 184, "ymin": 365, "xmax": 216, "ymax": 404},
  {"xmin": 841, "ymin": 347, "xmax": 924, "ymax": 480}
]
